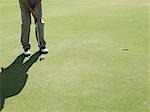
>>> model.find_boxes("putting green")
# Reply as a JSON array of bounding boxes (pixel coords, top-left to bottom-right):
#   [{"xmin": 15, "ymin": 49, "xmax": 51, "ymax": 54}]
[{"xmin": 0, "ymin": 0, "xmax": 149, "ymax": 112}]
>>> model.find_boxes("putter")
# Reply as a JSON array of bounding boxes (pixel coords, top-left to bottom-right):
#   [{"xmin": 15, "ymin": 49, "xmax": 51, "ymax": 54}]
[{"xmin": 36, "ymin": 19, "xmax": 45, "ymax": 61}]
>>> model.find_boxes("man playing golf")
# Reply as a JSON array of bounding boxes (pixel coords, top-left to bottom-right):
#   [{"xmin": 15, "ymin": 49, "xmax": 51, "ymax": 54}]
[{"xmin": 19, "ymin": 0, "xmax": 48, "ymax": 56}]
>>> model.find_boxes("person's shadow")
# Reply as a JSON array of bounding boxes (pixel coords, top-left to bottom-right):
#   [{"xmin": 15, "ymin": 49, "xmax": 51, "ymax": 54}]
[{"xmin": 0, "ymin": 51, "xmax": 41, "ymax": 111}]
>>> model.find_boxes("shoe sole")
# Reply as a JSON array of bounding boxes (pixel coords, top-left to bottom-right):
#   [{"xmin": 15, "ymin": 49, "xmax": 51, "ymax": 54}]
[
  {"xmin": 24, "ymin": 54, "xmax": 31, "ymax": 57},
  {"xmin": 40, "ymin": 50, "xmax": 48, "ymax": 54}
]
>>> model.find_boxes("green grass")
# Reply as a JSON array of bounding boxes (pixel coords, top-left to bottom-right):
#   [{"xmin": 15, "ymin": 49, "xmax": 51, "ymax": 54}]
[{"xmin": 0, "ymin": 0, "xmax": 149, "ymax": 112}]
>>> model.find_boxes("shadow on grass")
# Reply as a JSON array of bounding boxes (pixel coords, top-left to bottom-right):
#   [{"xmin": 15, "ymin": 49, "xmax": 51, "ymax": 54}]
[{"xmin": 0, "ymin": 51, "xmax": 41, "ymax": 111}]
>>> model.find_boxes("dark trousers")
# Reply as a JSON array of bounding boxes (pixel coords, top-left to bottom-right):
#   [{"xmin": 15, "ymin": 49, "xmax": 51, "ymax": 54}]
[{"xmin": 19, "ymin": 0, "xmax": 46, "ymax": 50}]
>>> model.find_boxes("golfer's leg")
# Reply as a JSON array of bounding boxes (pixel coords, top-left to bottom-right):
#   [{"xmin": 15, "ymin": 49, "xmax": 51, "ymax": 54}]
[
  {"xmin": 19, "ymin": 1, "xmax": 31, "ymax": 50},
  {"xmin": 35, "ymin": 3, "xmax": 46, "ymax": 48}
]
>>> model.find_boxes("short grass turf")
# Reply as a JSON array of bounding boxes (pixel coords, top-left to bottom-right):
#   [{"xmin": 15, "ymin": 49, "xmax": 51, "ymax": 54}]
[{"xmin": 0, "ymin": 0, "xmax": 149, "ymax": 112}]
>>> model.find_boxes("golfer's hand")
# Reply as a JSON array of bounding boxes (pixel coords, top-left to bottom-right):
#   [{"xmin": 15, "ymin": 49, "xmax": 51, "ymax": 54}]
[{"xmin": 31, "ymin": 10, "xmax": 38, "ymax": 18}]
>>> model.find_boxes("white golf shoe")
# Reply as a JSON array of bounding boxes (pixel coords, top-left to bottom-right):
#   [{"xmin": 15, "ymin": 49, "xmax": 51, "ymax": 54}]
[
  {"xmin": 23, "ymin": 49, "xmax": 31, "ymax": 57},
  {"xmin": 40, "ymin": 46, "xmax": 48, "ymax": 54}
]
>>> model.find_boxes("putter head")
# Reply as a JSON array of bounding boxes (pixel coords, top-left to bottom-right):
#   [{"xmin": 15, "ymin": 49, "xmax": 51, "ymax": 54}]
[{"xmin": 39, "ymin": 55, "xmax": 45, "ymax": 61}]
